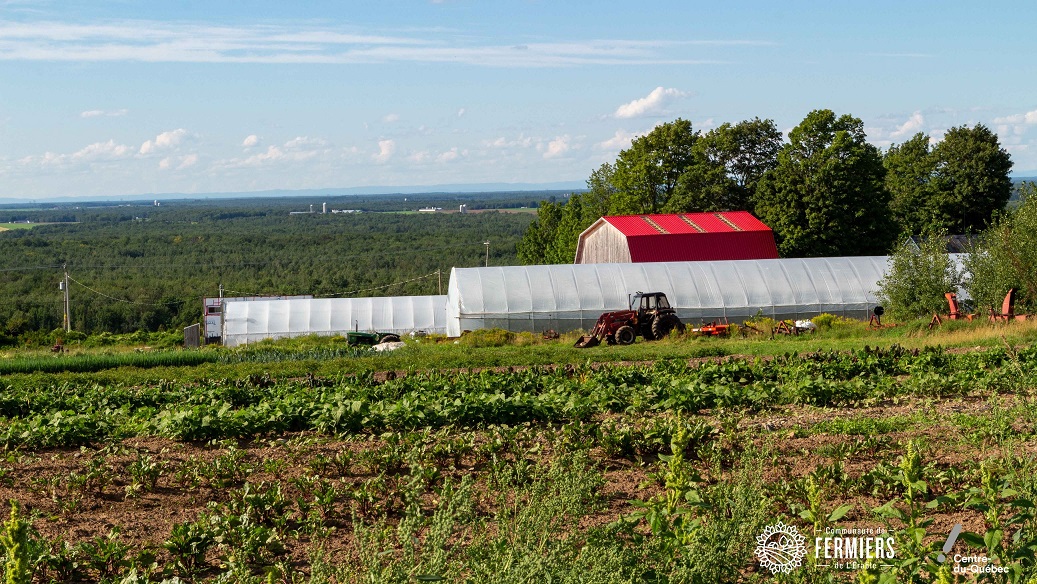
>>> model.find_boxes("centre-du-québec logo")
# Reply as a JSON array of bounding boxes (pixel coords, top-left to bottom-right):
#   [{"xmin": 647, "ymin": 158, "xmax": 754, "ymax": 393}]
[{"xmin": 755, "ymin": 521, "xmax": 896, "ymax": 574}]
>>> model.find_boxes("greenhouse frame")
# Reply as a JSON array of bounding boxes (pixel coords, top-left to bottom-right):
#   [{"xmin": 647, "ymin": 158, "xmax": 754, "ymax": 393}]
[
  {"xmin": 221, "ymin": 295, "xmax": 448, "ymax": 347},
  {"xmin": 445, "ymin": 257, "xmax": 909, "ymax": 336}
]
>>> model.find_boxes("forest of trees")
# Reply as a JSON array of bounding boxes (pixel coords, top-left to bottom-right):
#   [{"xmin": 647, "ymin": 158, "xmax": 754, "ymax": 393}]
[
  {"xmin": 0, "ymin": 194, "xmax": 535, "ymax": 342},
  {"xmin": 518, "ymin": 109, "xmax": 1015, "ymax": 263}
]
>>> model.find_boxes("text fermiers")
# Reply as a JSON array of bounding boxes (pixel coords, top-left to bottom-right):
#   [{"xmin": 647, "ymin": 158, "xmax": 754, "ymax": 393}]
[{"xmin": 815, "ymin": 527, "xmax": 895, "ymax": 561}]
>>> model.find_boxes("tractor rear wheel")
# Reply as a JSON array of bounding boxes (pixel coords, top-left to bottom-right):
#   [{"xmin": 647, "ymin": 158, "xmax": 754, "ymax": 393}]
[
  {"xmin": 615, "ymin": 325, "xmax": 636, "ymax": 345},
  {"xmin": 651, "ymin": 315, "xmax": 684, "ymax": 338},
  {"xmin": 651, "ymin": 314, "xmax": 682, "ymax": 340}
]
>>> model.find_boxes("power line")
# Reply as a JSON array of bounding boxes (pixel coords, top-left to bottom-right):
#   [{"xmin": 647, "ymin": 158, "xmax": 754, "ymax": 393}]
[
  {"xmin": 66, "ymin": 275, "xmax": 185, "ymax": 307},
  {"xmin": 0, "ymin": 242, "xmax": 487, "ymax": 272},
  {"xmin": 222, "ymin": 270, "xmax": 441, "ymax": 299}
]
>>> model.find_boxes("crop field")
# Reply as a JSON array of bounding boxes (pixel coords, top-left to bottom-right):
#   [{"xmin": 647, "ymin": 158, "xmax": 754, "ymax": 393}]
[{"xmin": 0, "ymin": 324, "xmax": 1037, "ymax": 582}]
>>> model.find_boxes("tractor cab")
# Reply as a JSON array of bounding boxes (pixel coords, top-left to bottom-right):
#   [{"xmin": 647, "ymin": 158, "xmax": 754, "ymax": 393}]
[{"xmin": 631, "ymin": 292, "xmax": 671, "ymax": 312}]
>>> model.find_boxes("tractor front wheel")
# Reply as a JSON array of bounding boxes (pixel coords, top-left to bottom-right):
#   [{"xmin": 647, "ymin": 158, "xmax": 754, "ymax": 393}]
[{"xmin": 615, "ymin": 325, "xmax": 636, "ymax": 345}]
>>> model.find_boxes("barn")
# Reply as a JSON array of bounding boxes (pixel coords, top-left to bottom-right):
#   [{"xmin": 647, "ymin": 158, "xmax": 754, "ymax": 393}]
[{"xmin": 573, "ymin": 211, "xmax": 779, "ymax": 264}]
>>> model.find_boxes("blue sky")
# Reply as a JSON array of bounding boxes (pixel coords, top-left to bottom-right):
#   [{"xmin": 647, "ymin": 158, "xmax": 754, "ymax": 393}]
[{"xmin": 2, "ymin": 1, "xmax": 1037, "ymax": 199}]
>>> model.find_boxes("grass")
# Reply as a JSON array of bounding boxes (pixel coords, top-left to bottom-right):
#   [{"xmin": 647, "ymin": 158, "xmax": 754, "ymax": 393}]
[{"xmin": 4, "ymin": 316, "xmax": 1037, "ymax": 381}]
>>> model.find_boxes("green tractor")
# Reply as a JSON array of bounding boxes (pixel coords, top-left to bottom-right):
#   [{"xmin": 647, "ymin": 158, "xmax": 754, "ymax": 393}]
[{"xmin": 346, "ymin": 331, "xmax": 402, "ymax": 346}]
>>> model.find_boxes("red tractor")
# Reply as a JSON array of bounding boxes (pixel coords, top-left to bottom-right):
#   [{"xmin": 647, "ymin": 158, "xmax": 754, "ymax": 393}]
[{"xmin": 574, "ymin": 292, "xmax": 683, "ymax": 348}]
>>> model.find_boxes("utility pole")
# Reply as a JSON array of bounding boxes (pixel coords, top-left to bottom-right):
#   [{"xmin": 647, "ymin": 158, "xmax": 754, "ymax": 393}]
[
  {"xmin": 61, "ymin": 264, "xmax": 70, "ymax": 332},
  {"xmin": 483, "ymin": 241, "xmax": 490, "ymax": 267},
  {"xmin": 437, "ymin": 269, "xmax": 442, "ymax": 295}
]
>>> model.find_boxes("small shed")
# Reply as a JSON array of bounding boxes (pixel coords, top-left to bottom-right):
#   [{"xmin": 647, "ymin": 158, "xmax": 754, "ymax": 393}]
[{"xmin": 574, "ymin": 211, "xmax": 779, "ymax": 264}]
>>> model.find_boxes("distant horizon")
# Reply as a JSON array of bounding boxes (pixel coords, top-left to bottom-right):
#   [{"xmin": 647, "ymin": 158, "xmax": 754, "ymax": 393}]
[
  {"xmin": 5, "ymin": 173, "xmax": 1037, "ymax": 206},
  {"xmin": 0, "ymin": 181, "xmax": 589, "ymax": 205}
]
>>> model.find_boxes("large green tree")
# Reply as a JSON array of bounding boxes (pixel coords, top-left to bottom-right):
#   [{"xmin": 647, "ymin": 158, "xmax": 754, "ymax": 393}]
[
  {"xmin": 609, "ymin": 119, "xmax": 699, "ymax": 215},
  {"xmin": 884, "ymin": 132, "xmax": 939, "ymax": 236},
  {"xmin": 884, "ymin": 125, "xmax": 1013, "ymax": 236},
  {"xmin": 675, "ymin": 118, "xmax": 782, "ymax": 212},
  {"xmin": 932, "ymin": 124, "xmax": 1013, "ymax": 233},
  {"xmin": 583, "ymin": 162, "xmax": 618, "ymax": 221},
  {"xmin": 516, "ymin": 200, "xmax": 563, "ymax": 265},
  {"xmin": 754, "ymin": 109, "xmax": 894, "ymax": 257}
]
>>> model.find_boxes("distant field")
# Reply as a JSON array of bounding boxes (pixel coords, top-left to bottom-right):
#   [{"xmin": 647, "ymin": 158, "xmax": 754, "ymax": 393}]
[{"xmin": 0, "ymin": 222, "xmax": 38, "ymax": 230}]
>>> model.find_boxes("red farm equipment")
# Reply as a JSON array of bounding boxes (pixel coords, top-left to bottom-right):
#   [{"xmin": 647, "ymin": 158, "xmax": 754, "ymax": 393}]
[{"xmin": 574, "ymin": 292, "xmax": 683, "ymax": 348}]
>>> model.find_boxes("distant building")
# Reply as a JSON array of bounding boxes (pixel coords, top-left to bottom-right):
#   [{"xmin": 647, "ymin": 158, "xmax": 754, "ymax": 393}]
[
  {"xmin": 459, "ymin": 204, "xmax": 468, "ymax": 214},
  {"xmin": 904, "ymin": 234, "xmax": 976, "ymax": 253},
  {"xmin": 418, "ymin": 207, "xmax": 443, "ymax": 213},
  {"xmin": 574, "ymin": 211, "xmax": 779, "ymax": 264},
  {"xmin": 203, "ymin": 295, "xmax": 312, "ymax": 344}
]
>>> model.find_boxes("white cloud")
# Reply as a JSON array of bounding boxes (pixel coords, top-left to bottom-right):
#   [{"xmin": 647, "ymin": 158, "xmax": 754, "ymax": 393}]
[
  {"xmin": 18, "ymin": 138, "xmax": 134, "ymax": 168},
  {"xmin": 382, "ymin": 113, "xmax": 400, "ymax": 123},
  {"xmin": 246, "ymin": 146, "xmax": 286, "ymax": 165},
  {"xmin": 614, "ymin": 87, "xmax": 686, "ymax": 119},
  {"xmin": 457, "ymin": 108, "xmax": 466, "ymax": 118},
  {"xmin": 0, "ymin": 21, "xmax": 760, "ymax": 67},
  {"xmin": 284, "ymin": 136, "xmax": 327, "ymax": 149},
  {"xmin": 80, "ymin": 109, "xmax": 127, "ymax": 118},
  {"xmin": 596, "ymin": 129, "xmax": 640, "ymax": 151},
  {"xmin": 408, "ymin": 150, "xmax": 431, "ymax": 163},
  {"xmin": 993, "ymin": 109, "xmax": 1037, "ymax": 125},
  {"xmin": 484, "ymin": 134, "xmax": 534, "ymax": 149},
  {"xmin": 374, "ymin": 139, "xmax": 396, "ymax": 163},
  {"xmin": 72, "ymin": 139, "xmax": 133, "ymax": 161},
  {"xmin": 179, "ymin": 154, "xmax": 198, "ymax": 169},
  {"xmin": 993, "ymin": 109, "xmax": 1037, "ymax": 139},
  {"xmin": 139, "ymin": 128, "xmax": 187, "ymax": 155},
  {"xmin": 543, "ymin": 136, "xmax": 571, "ymax": 159},
  {"xmin": 213, "ymin": 136, "xmax": 330, "ymax": 170},
  {"xmin": 890, "ymin": 111, "xmax": 926, "ymax": 140},
  {"xmin": 437, "ymin": 147, "xmax": 462, "ymax": 163}
]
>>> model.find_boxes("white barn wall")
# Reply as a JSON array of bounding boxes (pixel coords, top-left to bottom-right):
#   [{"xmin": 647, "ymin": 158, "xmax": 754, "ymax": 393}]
[{"xmin": 574, "ymin": 220, "xmax": 631, "ymax": 264}]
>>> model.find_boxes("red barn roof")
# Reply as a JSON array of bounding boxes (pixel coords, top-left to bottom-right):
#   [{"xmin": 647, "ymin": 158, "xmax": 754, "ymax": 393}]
[{"xmin": 575, "ymin": 211, "xmax": 779, "ymax": 263}]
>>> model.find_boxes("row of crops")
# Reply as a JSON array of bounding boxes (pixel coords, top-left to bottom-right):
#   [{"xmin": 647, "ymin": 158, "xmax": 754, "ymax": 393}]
[
  {"xmin": 0, "ymin": 345, "xmax": 370, "ymax": 375},
  {"xmin": 2, "ymin": 344, "xmax": 1037, "ymax": 582},
  {"xmin": 0, "ymin": 344, "xmax": 1023, "ymax": 449}
]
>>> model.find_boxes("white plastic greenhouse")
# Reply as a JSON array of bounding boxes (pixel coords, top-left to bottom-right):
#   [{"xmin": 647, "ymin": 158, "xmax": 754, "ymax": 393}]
[
  {"xmin": 221, "ymin": 295, "xmax": 448, "ymax": 347},
  {"xmin": 445, "ymin": 257, "xmax": 903, "ymax": 336}
]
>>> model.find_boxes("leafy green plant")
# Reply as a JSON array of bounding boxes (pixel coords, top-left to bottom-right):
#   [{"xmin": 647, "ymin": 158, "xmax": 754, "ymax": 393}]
[
  {"xmin": 164, "ymin": 520, "xmax": 214, "ymax": 577},
  {"xmin": 0, "ymin": 501, "xmax": 31, "ymax": 584},
  {"xmin": 125, "ymin": 453, "xmax": 165, "ymax": 498},
  {"xmin": 877, "ymin": 230, "xmax": 961, "ymax": 321},
  {"xmin": 78, "ymin": 528, "xmax": 131, "ymax": 582}
]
